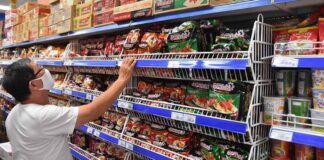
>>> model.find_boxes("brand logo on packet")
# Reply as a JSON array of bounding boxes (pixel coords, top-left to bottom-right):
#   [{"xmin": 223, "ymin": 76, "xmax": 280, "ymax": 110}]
[
  {"xmin": 192, "ymin": 82, "xmax": 209, "ymax": 89},
  {"xmin": 169, "ymin": 30, "xmax": 191, "ymax": 41},
  {"xmin": 212, "ymin": 82, "xmax": 235, "ymax": 91},
  {"xmin": 200, "ymin": 142, "xmax": 212, "ymax": 150},
  {"xmin": 227, "ymin": 150, "xmax": 244, "ymax": 160},
  {"xmin": 156, "ymin": 0, "xmax": 173, "ymax": 6}
]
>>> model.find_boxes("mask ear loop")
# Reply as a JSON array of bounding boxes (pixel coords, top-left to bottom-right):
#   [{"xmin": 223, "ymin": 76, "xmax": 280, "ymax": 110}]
[{"xmin": 34, "ymin": 68, "xmax": 44, "ymax": 77}]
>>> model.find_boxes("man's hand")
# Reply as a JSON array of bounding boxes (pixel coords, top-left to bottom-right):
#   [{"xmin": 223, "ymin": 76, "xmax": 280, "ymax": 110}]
[
  {"xmin": 117, "ymin": 57, "xmax": 136, "ymax": 84},
  {"xmin": 76, "ymin": 57, "xmax": 136, "ymax": 127}
]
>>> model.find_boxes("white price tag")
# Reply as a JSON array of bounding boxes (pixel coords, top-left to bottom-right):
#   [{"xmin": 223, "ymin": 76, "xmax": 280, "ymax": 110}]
[
  {"xmin": 168, "ymin": 61, "xmax": 180, "ymax": 68},
  {"xmin": 272, "ymin": 56, "xmax": 299, "ymax": 68},
  {"xmin": 125, "ymin": 142, "xmax": 133, "ymax": 151},
  {"xmin": 270, "ymin": 129, "xmax": 293, "ymax": 142},
  {"xmin": 183, "ymin": 114, "xmax": 196, "ymax": 123},
  {"xmin": 86, "ymin": 94, "xmax": 92, "ymax": 100},
  {"xmin": 171, "ymin": 112, "xmax": 184, "ymax": 121},
  {"xmin": 64, "ymin": 90, "xmax": 72, "ymax": 95},
  {"xmin": 118, "ymin": 140, "xmax": 126, "ymax": 147},
  {"xmin": 117, "ymin": 101, "xmax": 133, "ymax": 110},
  {"xmin": 64, "ymin": 60, "xmax": 73, "ymax": 66},
  {"xmin": 86, "ymin": 127, "xmax": 94, "ymax": 134},
  {"xmin": 93, "ymin": 129, "xmax": 100, "ymax": 137},
  {"xmin": 117, "ymin": 61, "xmax": 123, "ymax": 66}
]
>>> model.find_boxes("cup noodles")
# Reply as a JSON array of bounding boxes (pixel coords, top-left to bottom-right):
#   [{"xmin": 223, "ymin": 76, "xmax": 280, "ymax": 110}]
[
  {"xmin": 312, "ymin": 88, "xmax": 324, "ymax": 111},
  {"xmin": 312, "ymin": 69, "xmax": 324, "ymax": 89},
  {"xmin": 288, "ymin": 26, "xmax": 318, "ymax": 55}
]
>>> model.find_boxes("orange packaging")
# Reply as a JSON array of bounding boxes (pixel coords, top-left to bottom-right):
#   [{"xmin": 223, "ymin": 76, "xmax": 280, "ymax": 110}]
[
  {"xmin": 39, "ymin": 27, "xmax": 49, "ymax": 37},
  {"xmin": 73, "ymin": 14, "xmax": 92, "ymax": 30},
  {"xmin": 271, "ymin": 140, "xmax": 290, "ymax": 159},
  {"xmin": 294, "ymin": 144, "xmax": 314, "ymax": 160},
  {"xmin": 39, "ymin": 16, "xmax": 49, "ymax": 28},
  {"xmin": 317, "ymin": 148, "xmax": 324, "ymax": 160},
  {"xmin": 18, "ymin": 2, "xmax": 38, "ymax": 15},
  {"xmin": 319, "ymin": 18, "xmax": 324, "ymax": 54},
  {"xmin": 93, "ymin": 10, "xmax": 114, "ymax": 27},
  {"xmin": 288, "ymin": 26, "xmax": 318, "ymax": 55}
]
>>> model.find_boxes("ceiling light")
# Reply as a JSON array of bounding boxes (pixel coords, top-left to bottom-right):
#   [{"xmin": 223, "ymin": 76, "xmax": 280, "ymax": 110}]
[{"xmin": 0, "ymin": 5, "xmax": 10, "ymax": 11}]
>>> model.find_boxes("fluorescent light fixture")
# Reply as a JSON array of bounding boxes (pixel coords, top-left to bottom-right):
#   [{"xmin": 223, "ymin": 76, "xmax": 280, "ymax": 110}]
[{"xmin": 0, "ymin": 5, "xmax": 10, "ymax": 11}]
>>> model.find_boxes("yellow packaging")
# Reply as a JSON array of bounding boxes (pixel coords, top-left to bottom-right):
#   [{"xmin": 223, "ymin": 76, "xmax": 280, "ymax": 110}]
[
  {"xmin": 39, "ymin": 27, "xmax": 49, "ymax": 37},
  {"xmin": 73, "ymin": 14, "xmax": 92, "ymax": 30},
  {"xmin": 39, "ymin": 15, "xmax": 49, "ymax": 27},
  {"xmin": 75, "ymin": 2, "xmax": 93, "ymax": 17}
]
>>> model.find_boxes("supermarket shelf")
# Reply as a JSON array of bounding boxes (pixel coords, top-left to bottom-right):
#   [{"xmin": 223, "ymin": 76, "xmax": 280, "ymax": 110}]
[
  {"xmin": 79, "ymin": 124, "xmax": 119, "ymax": 145},
  {"xmin": 63, "ymin": 88, "xmax": 99, "ymax": 101},
  {"xmin": 79, "ymin": 123, "xmax": 191, "ymax": 160},
  {"xmin": 115, "ymin": 97, "xmax": 248, "ymax": 134},
  {"xmin": 0, "ymin": 90, "xmax": 15, "ymax": 104},
  {"xmin": 64, "ymin": 60, "xmax": 117, "ymax": 67},
  {"xmin": 270, "ymin": 126, "xmax": 324, "ymax": 149},
  {"xmin": 49, "ymin": 88, "xmax": 63, "ymax": 95},
  {"xmin": 69, "ymin": 143, "xmax": 99, "ymax": 160},
  {"xmin": 272, "ymin": 55, "xmax": 324, "ymax": 69},
  {"xmin": 1, "ymin": 0, "xmax": 276, "ymax": 49},
  {"xmin": 135, "ymin": 59, "xmax": 249, "ymax": 69},
  {"xmin": 35, "ymin": 60, "xmax": 64, "ymax": 66},
  {"xmin": 0, "ymin": 60, "xmax": 13, "ymax": 66}
]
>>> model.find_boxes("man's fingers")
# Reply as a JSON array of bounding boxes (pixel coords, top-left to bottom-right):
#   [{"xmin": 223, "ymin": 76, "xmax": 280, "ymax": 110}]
[{"xmin": 131, "ymin": 59, "xmax": 136, "ymax": 68}]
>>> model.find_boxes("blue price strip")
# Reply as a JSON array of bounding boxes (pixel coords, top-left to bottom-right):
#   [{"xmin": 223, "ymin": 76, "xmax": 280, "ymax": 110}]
[
  {"xmin": 70, "ymin": 148, "xmax": 90, "ymax": 160},
  {"xmin": 115, "ymin": 100, "xmax": 248, "ymax": 134}
]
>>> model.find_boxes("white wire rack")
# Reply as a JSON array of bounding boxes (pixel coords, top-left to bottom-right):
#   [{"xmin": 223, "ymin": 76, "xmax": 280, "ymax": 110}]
[
  {"xmin": 272, "ymin": 113, "xmax": 324, "ymax": 130},
  {"xmin": 274, "ymin": 42, "xmax": 324, "ymax": 56}
]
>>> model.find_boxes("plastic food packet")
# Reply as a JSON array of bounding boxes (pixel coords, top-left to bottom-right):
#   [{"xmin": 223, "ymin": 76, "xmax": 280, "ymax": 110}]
[
  {"xmin": 295, "ymin": 144, "xmax": 314, "ymax": 160},
  {"xmin": 200, "ymin": 19, "xmax": 221, "ymax": 51},
  {"xmin": 319, "ymin": 18, "xmax": 324, "ymax": 54},
  {"xmin": 137, "ymin": 80, "xmax": 153, "ymax": 97},
  {"xmin": 124, "ymin": 29, "xmax": 143, "ymax": 54},
  {"xmin": 185, "ymin": 82, "xmax": 209, "ymax": 108},
  {"xmin": 167, "ymin": 21, "xmax": 200, "ymax": 53},
  {"xmin": 138, "ymin": 32, "xmax": 162, "ymax": 54},
  {"xmin": 273, "ymin": 27, "xmax": 294, "ymax": 55},
  {"xmin": 271, "ymin": 140, "xmax": 290, "ymax": 159},
  {"xmin": 150, "ymin": 123, "xmax": 168, "ymax": 147},
  {"xmin": 137, "ymin": 122, "xmax": 152, "ymax": 142},
  {"xmin": 148, "ymin": 81, "xmax": 163, "ymax": 100},
  {"xmin": 288, "ymin": 26, "xmax": 318, "ymax": 55},
  {"xmin": 82, "ymin": 75, "xmax": 96, "ymax": 90},
  {"xmin": 125, "ymin": 117, "xmax": 143, "ymax": 137},
  {"xmin": 114, "ymin": 34, "xmax": 127, "ymax": 55},
  {"xmin": 208, "ymin": 81, "xmax": 246, "ymax": 119},
  {"xmin": 212, "ymin": 29, "xmax": 249, "ymax": 52},
  {"xmin": 167, "ymin": 127, "xmax": 194, "ymax": 156}
]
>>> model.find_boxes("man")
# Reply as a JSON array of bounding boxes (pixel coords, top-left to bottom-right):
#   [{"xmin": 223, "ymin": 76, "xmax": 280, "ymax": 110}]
[{"xmin": 2, "ymin": 57, "xmax": 136, "ymax": 160}]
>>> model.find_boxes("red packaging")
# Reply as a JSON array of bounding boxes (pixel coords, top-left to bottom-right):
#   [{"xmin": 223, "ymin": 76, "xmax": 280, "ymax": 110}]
[
  {"xmin": 150, "ymin": 123, "xmax": 168, "ymax": 147},
  {"xmin": 319, "ymin": 18, "xmax": 324, "ymax": 54},
  {"xmin": 126, "ymin": 117, "xmax": 143, "ymax": 137},
  {"xmin": 298, "ymin": 11, "xmax": 321, "ymax": 28},
  {"xmin": 137, "ymin": 80, "xmax": 153, "ymax": 96},
  {"xmin": 288, "ymin": 26, "xmax": 318, "ymax": 55},
  {"xmin": 113, "ymin": 34, "xmax": 127, "ymax": 55},
  {"xmin": 316, "ymin": 148, "xmax": 324, "ymax": 160},
  {"xmin": 273, "ymin": 27, "xmax": 293, "ymax": 55},
  {"xmin": 93, "ymin": 0, "xmax": 114, "ymax": 12},
  {"xmin": 294, "ymin": 144, "xmax": 314, "ymax": 160},
  {"xmin": 138, "ymin": 32, "xmax": 162, "ymax": 54},
  {"xmin": 166, "ymin": 127, "xmax": 193, "ymax": 156},
  {"xmin": 88, "ymin": 136, "xmax": 97, "ymax": 153},
  {"xmin": 104, "ymin": 38, "xmax": 115, "ymax": 55},
  {"xmin": 137, "ymin": 122, "xmax": 152, "ymax": 142},
  {"xmin": 93, "ymin": 10, "xmax": 114, "ymax": 27},
  {"xmin": 72, "ymin": 130, "xmax": 87, "ymax": 149},
  {"xmin": 271, "ymin": 140, "xmax": 290, "ymax": 159},
  {"xmin": 124, "ymin": 29, "xmax": 143, "ymax": 54}
]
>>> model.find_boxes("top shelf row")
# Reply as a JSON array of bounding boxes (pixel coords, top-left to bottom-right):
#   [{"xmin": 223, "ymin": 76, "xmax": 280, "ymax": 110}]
[{"xmin": 0, "ymin": 0, "xmax": 314, "ymax": 49}]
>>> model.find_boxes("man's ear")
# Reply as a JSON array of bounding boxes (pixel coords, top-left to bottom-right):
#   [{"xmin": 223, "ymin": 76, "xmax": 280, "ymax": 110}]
[{"xmin": 29, "ymin": 80, "xmax": 41, "ymax": 91}]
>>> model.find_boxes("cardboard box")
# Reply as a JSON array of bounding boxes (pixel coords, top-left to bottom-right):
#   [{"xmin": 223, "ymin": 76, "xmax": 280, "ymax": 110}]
[
  {"xmin": 48, "ymin": 24, "xmax": 58, "ymax": 35},
  {"xmin": 76, "ymin": 2, "xmax": 93, "ymax": 17},
  {"xmin": 24, "ymin": 6, "xmax": 51, "ymax": 21},
  {"xmin": 18, "ymin": 2, "xmax": 38, "ymax": 15},
  {"xmin": 4, "ymin": 10, "xmax": 18, "ymax": 28},
  {"xmin": 154, "ymin": 0, "xmax": 252, "ymax": 14},
  {"xmin": 48, "ymin": 14, "xmax": 55, "ymax": 26},
  {"xmin": 29, "ymin": 19, "xmax": 40, "ymax": 40},
  {"xmin": 49, "ymin": 0, "xmax": 60, "ymax": 4},
  {"xmin": 73, "ymin": 14, "xmax": 92, "ymax": 30},
  {"xmin": 39, "ymin": 16, "xmax": 49, "ymax": 27},
  {"xmin": 113, "ymin": 0, "xmax": 153, "ymax": 22},
  {"xmin": 39, "ymin": 27, "xmax": 49, "ymax": 37},
  {"xmin": 61, "ymin": 0, "xmax": 80, "ymax": 6},
  {"xmin": 62, "ymin": 5, "xmax": 75, "ymax": 20},
  {"xmin": 93, "ymin": 0, "xmax": 114, "ymax": 13},
  {"xmin": 22, "ymin": 30, "xmax": 30, "ymax": 41},
  {"xmin": 93, "ymin": 10, "xmax": 113, "ymax": 26},
  {"xmin": 53, "ymin": 10, "xmax": 63, "ymax": 24},
  {"xmin": 57, "ymin": 19, "xmax": 73, "ymax": 33},
  {"xmin": 0, "ymin": 142, "xmax": 13, "ymax": 160}
]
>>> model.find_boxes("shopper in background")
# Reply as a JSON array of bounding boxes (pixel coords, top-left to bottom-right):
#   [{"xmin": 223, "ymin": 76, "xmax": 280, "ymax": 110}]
[{"xmin": 2, "ymin": 57, "xmax": 136, "ymax": 160}]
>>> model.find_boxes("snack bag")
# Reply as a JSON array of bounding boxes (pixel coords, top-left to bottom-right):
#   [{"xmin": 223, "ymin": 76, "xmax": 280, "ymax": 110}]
[
  {"xmin": 319, "ymin": 18, "xmax": 324, "ymax": 54},
  {"xmin": 208, "ymin": 81, "xmax": 245, "ymax": 119},
  {"xmin": 125, "ymin": 117, "xmax": 143, "ymax": 137},
  {"xmin": 288, "ymin": 26, "xmax": 318, "ymax": 55},
  {"xmin": 200, "ymin": 19, "xmax": 220, "ymax": 51},
  {"xmin": 273, "ymin": 27, "xmax": 294, "ymax": 55},
  {"xmin": 167, "ymin": 21, "xmax": 200, "ymax": 53},
  {"xmin": 166, "ymin": 127, "xmax": 193, "ymax": 156},
  {"xmin": 185, "ymin": 82, "xmax": 209, "ymax": 108},
  {"xmin": 298, "ymin": 11, "xmax": 321, "ymax": 28},
  {"xmin": 148, "ymin": 81, "xmax": 163, "ymax": 100},
  {"xmin": 137, "ymin": 122, "xmax": 152, "ymax": 142},
  {"xmin": 124, "ymin": 29, "xmax": 143, "ymax": 54},
  {"xmin": 114, "ymin": 34, "xmax": 127, "ymax": 55},
  {"xmin": 138, "ymin": 32, "xmax": 162, "ymax": 54},
  {"xmin": 150, "ymin": 123, "xmax": 168, "ymax": 147}
]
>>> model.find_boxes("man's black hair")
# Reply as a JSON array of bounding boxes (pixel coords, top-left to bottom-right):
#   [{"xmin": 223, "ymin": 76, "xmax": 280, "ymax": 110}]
[{"xmin": 2, "ymin": 58, "xmax": 36, "ymax": 102}]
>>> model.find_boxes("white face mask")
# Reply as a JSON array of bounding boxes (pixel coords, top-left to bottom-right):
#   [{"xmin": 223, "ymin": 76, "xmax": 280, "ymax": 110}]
[{"xmin": 34, "ymin": 69, "xmax": 55, "ymax": 90}]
